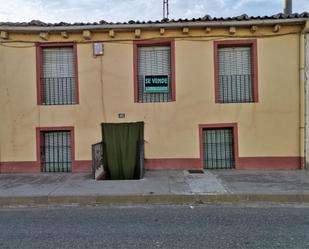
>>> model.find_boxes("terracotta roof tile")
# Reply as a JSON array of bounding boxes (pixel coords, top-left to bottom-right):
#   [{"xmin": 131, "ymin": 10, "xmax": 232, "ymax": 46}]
[{"xmin": 0, "ymin": 12, "xmax": 308, "ymax": 27}]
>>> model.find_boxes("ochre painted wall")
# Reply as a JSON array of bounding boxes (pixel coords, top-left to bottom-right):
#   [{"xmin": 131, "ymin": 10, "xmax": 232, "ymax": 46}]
[{"xmin": 0, "ymin": 26, "xmax": 303, "ymax": 171}]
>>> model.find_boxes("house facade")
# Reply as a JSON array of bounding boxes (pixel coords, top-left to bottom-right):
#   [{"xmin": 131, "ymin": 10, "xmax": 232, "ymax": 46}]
[{"xmin": 0, "ymin": 13, "xmax": 308, "ymax": 173}]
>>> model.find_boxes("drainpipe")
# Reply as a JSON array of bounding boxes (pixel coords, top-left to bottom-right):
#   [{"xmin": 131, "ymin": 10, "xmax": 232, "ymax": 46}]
[
  {"xmin": 300, "ymin": 27, "xmax": 305, "ymax": 169},
  {"xmin": 304, "ymin": 20, "xmax": 309, "ymax": 169}
]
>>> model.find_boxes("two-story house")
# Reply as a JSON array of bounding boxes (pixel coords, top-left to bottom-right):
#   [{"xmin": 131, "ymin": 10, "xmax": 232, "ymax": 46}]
[{"xmin": 0, "ymin": 13, "xmax": 308, "ymax": 174}]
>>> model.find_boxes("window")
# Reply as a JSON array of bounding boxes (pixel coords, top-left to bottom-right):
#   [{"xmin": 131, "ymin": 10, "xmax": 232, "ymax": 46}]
[
  {"xmin": 199, "ymin": 123, "xmax": 238, "ymax": 169},
  {"xmin": 36, "ymin": 43, "xmax": 79, "ymax": 105},
  {"xmin": 214, "ymin": 40, "xmax": 258, "ymax": 103},
  {"xmin": 203, "ymin": 128, "xmax": 235, "ymax": 169},
  {"xmin": 133, "ymin": 39, "xmax": 175, "ymax": 103},
  {"xmin": 41, "ymin": 131, "xmax": 72, "ymax": 172},
  {"xmin": 37, "ymin": 128, "xmax": 74, "ymax": 172}
]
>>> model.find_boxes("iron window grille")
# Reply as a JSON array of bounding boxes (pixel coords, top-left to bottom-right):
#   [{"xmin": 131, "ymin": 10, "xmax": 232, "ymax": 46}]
[
  {"xmin": 137, "ymin": 45, "xmax": 172, "ymax": 103},
  {"xmin": 38, "ymin": 44, "xmax": 78, "ymax": 105},
  {"xmin": 203, "ymin": 128, "xmax": 235, "ymax": 169},
  {"xmin": 41, "ymin": 131, "xmax": 72, "ymax": 172}
]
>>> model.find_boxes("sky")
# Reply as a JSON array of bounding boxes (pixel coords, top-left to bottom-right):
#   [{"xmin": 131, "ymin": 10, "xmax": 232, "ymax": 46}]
[{"xmin": 0, "ymin": 0, "xmax": 308, "ymax": 23}]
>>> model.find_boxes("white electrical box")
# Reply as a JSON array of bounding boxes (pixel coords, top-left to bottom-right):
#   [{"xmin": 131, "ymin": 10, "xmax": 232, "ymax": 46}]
[{"xmin": 93, "ymin": 43, "xmax": 104, "ymax": 56}]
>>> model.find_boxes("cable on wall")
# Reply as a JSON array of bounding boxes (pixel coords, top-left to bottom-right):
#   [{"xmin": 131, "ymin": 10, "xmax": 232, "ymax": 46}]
[{"xmin": 99, "ymin": 55, "xmax": 107, "ymax": 123}]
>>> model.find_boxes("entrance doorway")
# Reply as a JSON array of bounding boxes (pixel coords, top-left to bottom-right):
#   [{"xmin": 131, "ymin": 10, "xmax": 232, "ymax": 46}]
[{"xmin": 101, "ymin": 122, "xmax": 144, "ymax": 180}]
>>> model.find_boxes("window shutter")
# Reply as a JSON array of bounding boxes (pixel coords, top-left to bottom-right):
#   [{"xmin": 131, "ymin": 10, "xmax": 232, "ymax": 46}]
[
  {"xmin": 42, "ymin": 47, "xmax": 76, "ymax": 105},
  {"xmin": 218, "ymin": 47, "xmax": 253, "ymax": 103},
  {"xmin": 137, "ymin": 46, "xmax": 171, "ymax": 102}
]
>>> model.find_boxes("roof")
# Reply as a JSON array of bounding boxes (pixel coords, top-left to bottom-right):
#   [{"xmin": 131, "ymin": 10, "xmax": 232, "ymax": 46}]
[{"xmin": 1, "ymin": 13, "xmax": 308, "ymax": 27}]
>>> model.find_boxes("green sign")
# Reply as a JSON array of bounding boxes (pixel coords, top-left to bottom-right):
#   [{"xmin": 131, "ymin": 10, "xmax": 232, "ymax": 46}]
[{"xmin": 144, "ymin": 75, "xmax": 169, "ymax": 93}]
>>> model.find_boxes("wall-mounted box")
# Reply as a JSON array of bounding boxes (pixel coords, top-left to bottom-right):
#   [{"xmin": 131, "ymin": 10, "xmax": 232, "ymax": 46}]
[{"xmin": 93, "ymin": 43, "xmax": 104, "ymax": 56}]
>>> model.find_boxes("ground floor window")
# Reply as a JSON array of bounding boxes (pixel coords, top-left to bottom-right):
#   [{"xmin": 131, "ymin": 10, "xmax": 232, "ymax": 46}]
[
  {"xmin": 203, "ymin": 128, "xmax": 235, "ymax": 169},
  {"xmin": 40, "ymin": 131, "xmax": 72, "ymax": 172}
]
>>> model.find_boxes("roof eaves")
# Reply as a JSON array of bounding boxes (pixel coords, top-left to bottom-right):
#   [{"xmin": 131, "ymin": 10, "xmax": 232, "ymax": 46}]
[{"xmin": 0, "ymin": 12, "xmax": 308, "ymax": 32}]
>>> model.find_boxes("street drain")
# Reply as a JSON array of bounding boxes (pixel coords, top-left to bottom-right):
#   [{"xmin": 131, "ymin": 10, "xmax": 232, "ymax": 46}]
[{"xmin": 188, "ymin": 169, "xmax": 204, "ymax": 174}]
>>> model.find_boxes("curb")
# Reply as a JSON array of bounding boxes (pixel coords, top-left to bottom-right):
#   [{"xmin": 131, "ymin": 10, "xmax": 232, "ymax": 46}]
[{"xmin": 1, "ymin": 194, "xmax": 309, "ymax": 206}]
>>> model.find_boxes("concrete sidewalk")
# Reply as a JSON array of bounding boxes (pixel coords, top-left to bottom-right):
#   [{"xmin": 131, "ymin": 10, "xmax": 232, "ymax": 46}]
[{"xmin": 0, "ymin": 170, "xmax": 309, "ymax": 205}]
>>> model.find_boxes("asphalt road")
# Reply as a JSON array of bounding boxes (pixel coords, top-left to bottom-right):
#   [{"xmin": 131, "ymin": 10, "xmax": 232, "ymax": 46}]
[{"xmin": 0, "ymin": 204, "xmax": 309, "ymax": 249}]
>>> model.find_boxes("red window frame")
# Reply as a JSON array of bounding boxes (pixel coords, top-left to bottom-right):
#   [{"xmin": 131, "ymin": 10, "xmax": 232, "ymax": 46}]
[
  {"xmin": 133, "ymin": 38, "xmax": 176, "ymax": 103},
  {"xmin": 213, "ymin": 39, "xmax": 259, "ymax": 103},
  {"xmin": 36, "ymin": 42, "xmax": 79, "ymax": 105}
]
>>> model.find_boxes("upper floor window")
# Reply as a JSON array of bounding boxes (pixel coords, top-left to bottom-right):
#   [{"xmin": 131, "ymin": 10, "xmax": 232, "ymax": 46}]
[
  {"xmin": 133, "ymin": 39, "xmax": 175, "ymax": 103},
  {"xmin": 214, "ymin": 40, "xmax": 258, "ymax": 103},
  {"xmin": 36, "ymin": 43, "xmax": 79, "ymax": 105}
]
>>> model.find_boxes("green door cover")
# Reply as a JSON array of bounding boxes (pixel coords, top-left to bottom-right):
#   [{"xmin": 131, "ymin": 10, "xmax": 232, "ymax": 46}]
[{"xmin": 102, "ymin": 122, "xmax": 144, "ymax": 180}]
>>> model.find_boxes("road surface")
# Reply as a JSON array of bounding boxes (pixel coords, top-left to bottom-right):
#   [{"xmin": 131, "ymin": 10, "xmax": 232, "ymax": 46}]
[{"xmin": 0, "ymin": 204, "xmax": 309, "ymax": 249}]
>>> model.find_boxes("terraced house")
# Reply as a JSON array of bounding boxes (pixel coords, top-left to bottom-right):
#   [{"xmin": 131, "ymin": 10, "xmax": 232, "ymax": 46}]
[{"xmin": 0, "ymin": 12, "xmax": 309, "ymax": 175}]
